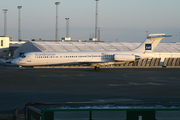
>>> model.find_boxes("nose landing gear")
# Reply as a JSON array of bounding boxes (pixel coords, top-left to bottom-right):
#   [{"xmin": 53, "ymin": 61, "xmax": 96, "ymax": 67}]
[{"xmin": 19, "ymin": 66, "xmax": 22, "ymax": 71}]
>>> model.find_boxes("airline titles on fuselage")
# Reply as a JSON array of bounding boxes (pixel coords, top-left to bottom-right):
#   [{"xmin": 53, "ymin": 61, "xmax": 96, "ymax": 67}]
[{"xmin": 34, "ymin": 53, "xmax": 114, "ymax": 59}]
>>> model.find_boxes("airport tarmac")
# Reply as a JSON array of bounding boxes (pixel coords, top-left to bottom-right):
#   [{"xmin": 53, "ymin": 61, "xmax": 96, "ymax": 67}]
[{"xmin": 0, "ymin": 66, "xmax": 180, "ymax": 114}]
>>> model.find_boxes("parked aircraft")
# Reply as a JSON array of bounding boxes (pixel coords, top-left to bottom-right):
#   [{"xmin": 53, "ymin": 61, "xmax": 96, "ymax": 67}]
[{"xmin": 12, "ymin": 34, "xmax": 171, "ymax": 70}]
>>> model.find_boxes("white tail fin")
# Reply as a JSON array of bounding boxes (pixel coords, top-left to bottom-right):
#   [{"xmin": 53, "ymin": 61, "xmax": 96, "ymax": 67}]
[{"xmin": 134, "ymin": 33, "xmax": 172, "ymax": 53}]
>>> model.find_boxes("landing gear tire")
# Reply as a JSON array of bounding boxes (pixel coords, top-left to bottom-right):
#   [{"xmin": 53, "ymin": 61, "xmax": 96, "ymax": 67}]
[
  {"xmin": 94, "ymin": 66, "xmax": 100, "ymax": 71},
  {"xmin": 19, "ymin": 66, "xmax": 22, "ymax": 71}
]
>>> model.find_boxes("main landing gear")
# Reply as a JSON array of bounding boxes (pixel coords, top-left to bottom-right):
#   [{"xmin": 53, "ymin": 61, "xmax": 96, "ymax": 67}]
[{"xmin": 94, "ymin": 66, "xmax": 100, "ymax": 71}]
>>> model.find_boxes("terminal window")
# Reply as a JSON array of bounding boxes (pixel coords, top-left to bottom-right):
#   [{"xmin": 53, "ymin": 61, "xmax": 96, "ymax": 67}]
[{"xmin": 1, "ymin": 40, "xmax": 3, "ymax": 46}]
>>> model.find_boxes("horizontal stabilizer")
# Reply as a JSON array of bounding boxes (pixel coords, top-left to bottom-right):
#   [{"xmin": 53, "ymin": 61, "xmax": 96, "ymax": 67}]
[{"xmin": 147, "ymin": 34, "xmax": 172, "ymax": 39}]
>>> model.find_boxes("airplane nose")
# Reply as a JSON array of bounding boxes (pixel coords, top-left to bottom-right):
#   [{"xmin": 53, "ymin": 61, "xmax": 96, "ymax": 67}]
[{"xmin": 12, "ymin": 59, "xmax": 19, "ymax": 65}]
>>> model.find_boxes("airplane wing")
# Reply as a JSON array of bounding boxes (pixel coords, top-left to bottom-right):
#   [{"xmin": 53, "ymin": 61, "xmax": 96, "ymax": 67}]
[{"xmin": 79, "ymin": 61, "xmax": 127, "ymax": 67}]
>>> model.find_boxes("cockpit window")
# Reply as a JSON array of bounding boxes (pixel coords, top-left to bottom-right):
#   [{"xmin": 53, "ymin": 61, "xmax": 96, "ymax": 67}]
[{"xmin": 21, "ymin": 54, "xmax": 26, "ymax": 58}]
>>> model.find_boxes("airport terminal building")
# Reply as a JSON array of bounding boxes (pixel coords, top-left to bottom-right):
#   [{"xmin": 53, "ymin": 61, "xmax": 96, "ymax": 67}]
[{"xmin": 0, "ymin": 36, "xmax": 10, "ymax": 58}]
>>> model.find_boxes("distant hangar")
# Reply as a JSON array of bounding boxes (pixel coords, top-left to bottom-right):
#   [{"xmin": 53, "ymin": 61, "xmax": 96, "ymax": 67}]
[{"xmin": 14, "ymin": 41, "xmax": 180, "ymax": 57}]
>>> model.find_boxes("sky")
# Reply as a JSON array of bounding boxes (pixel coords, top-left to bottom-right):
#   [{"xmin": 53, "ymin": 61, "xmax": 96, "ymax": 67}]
[{"xmin": 1, "ymin": 0, "xmax": 180, "ymax": 42}]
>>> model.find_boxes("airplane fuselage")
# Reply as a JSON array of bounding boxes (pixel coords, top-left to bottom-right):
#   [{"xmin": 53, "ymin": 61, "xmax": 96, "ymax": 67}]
[{"xmin": 12, "ymin": 50, "xmax": 153, "ymax": 66}]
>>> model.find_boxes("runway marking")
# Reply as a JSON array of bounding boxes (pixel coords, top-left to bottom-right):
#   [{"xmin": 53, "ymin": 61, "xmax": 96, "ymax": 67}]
[
  {"xmin": 93, "ymin": 98, "xmax": 142, "ymax": 103},
  {"xmin": 39, "ymin": 74, "xmax": 85, "ymax": 77},
  {"xmin": 129, "ymin": 82, "xmax": 163, "ymax": 86},
  {"xmin": 41, "ymin": 75, "xmax": 47, "ymax": 77},
  {"xmin": 109, "ymin": 82, "xmax": 163, "ymax": 86},
  {"xmin": 109, "ymin": 84, "xmax": 127, "ymax": 86},
  {"xmin": 124, "ymin": 74, "xmax": 133, "ymax": 78},
  {"xmin": 62, "ymin": 74, "xmax": 85, "ymax": 77},
  {"xmin": 149, "ymin": 77, "xmax": 180, "ymax": 81}
]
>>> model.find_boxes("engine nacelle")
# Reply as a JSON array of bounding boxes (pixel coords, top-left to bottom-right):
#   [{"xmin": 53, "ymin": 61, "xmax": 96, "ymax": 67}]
[{"xmin": 114, "ymin": 54, "xmax": 140, "ymax": 61}]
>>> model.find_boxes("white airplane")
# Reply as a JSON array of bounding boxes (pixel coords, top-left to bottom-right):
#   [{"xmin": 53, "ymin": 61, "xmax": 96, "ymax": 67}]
[{"xmin": 12, "ymin": 33, "xmax": 171, "ymax": 71}]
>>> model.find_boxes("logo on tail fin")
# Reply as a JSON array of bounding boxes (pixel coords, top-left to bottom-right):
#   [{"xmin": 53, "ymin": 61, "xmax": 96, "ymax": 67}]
[{"xmin": 145, "ymin": 44, "xmax": 151, "ymax": 50}]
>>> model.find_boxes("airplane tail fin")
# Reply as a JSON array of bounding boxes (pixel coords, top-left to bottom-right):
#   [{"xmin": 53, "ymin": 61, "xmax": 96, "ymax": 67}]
[{"xmin": 133, "ymin": 33, "xmax": 172, "ymax": 53}]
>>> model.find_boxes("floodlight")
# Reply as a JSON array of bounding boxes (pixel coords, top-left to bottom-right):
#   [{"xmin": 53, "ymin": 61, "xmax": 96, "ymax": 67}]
[
  {"xmin": 18, "ymin": 6, "xmax": 22, "ymax": 9},
  {"xmin": 3, "ymin": 9, "xmax": 8, "ymax": 12},
  {"xmin": 55, "ymin": 2, "xmax": 60, "ymax": 5}
]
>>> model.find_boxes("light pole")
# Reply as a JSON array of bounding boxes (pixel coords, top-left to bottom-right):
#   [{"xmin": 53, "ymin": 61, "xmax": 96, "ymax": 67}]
[
  {"xmin": 65, "ymin": 18, "xmax": 70, "ymax": 38},
  {"xmin": 179, "ymin": 32, "xmax": 180, "ymax": 42},
  {"xmin": 55, "ymin": 2, "xmax": 60, "ymax": 41},
  {"xmin": 98, "ymin": 26, "xmax": 100, "ymax": 41},
  {"xmin": 17, "ymin": 6, "xmax": 22, "ymax": 40},
  {"xmin": 95, "ymin": 0, "xmax": 99, "ymax": 41},
  {"xmin": 146, "ymin": 31, "xmax": 148, "ymax": 37},
  {"xmin": 3, "ymin": 9, "xmax": 8, "ymax": 36}
]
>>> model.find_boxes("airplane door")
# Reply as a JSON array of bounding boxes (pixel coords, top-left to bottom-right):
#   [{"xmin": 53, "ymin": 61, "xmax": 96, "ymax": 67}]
[
  {"xmin": 87, "ymin": 54, "xmax": 92, "ymax": 60},
  {"xmin": 27, "ymin": 57, "xmax": 31, "ymax": 62}
]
